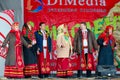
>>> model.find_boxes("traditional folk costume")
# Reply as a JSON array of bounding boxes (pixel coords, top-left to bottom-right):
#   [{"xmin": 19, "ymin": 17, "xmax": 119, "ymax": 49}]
[
  {"xmin": 2, "ymin": 30, "xmax": 28, "ymax": 78},
  {"xmin": 34, "ymin": 30, "xmax": 51, "ymax": 76},
  {"xmin": 56, "ymin": 24, "xmax": 73, "ymax": 77},
  {"xmin": 74, "ymin": 29, "xmax": 98, "ymax": 77},
  {"xmin": 97, "ymin": 26, "xmax": 116, "ymax": 65},
  {"xmin": 22, "ymin": 25, "xmax": 39, "ymax": 77}
]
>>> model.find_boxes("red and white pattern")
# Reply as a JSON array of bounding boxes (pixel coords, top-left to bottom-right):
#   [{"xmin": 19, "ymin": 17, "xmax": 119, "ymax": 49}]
[{"xmin": 0, "ymin": 9, "xmax": 14, "ymax": 77}]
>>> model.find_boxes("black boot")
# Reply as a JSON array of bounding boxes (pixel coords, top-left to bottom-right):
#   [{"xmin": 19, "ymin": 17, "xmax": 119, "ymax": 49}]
[
  {"xmin": 77, "ymin": 70, "xmax": 82, "ymax": 78},
  {"xmin": 45, "ymin": 74, "xmax": 49, "ymax": 78},
  {"xmin": 38, "ymin": 74, "xmax": 44, "ymax": 78},
  {"xmin": 86, "ymin": 70, "xmax": 91, "ymax": 77},
  {"xmin": 25, "ymin": 75, "xmax": 31, "ymax": 78}
]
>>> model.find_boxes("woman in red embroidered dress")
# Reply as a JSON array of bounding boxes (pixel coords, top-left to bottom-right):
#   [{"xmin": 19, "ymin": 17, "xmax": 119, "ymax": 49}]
[
  {"xmin": 22, "ymin": 21, "xmax": 39, "ymax": 78},
  {"xmin": 1, "ymin": 22, "xmax": 31, "ymax": 78},
  {"xmin": 56, "ymin": 24, "xmax": 73, "ymax": 77}
]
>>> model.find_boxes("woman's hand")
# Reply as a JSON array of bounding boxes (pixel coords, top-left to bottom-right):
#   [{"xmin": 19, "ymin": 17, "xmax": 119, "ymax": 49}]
[
  {"xmin": 28, "ymin": 44, "xmax": 32, "ymax": 48},
  {"xmin": 114, "ymin": 46, "xmax": 118, "ymax": 50},
  {"xmin": 103, "ymin": 41, "xmax": 107, "ymax": 46},
  {"xmin": 32, "ymin": 39, "xmax": 36, "ymax": 45},
  {"xmin": 93, "ymin": 50, "xmax": 98, "ymax": 55}
]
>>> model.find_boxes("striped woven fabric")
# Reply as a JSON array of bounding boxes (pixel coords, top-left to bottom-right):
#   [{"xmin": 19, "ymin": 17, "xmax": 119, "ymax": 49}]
[
  {"xmin": 24, "ymin": 64, "xmax": 39, "ymax": 76},
  {"xmin": 4, "ymin": 66, "xmax": 24, "ymax": 78}
]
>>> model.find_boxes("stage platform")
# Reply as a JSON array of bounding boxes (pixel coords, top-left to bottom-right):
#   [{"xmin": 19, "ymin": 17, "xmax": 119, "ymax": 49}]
[
  {"xmin": 0, "ymin": 77, "xmax": 120, "ymax": 80},
  {"xmin": 0, "ymin": 73, "xmax": 120, "ymax": 80}
]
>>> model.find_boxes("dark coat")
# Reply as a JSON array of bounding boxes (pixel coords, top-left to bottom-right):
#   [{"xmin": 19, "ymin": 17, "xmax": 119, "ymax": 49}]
[
  {"xmin": 34, "ymin": 30, "xmax": 52, "ymax": 52},
  {"xmin": 23, "ymin": 37, "xmax": 38, "ymax": 65},
  {"xmin": 2, "ymin": 32, "xmax": 28, "ymax": 66},
  {"xmin": 74, "ymin": 29, "xmax": 98, "ymax": 54},
  {"xmin": 97, "ymin": 38, "xmax": 114, "ymax": 65}
]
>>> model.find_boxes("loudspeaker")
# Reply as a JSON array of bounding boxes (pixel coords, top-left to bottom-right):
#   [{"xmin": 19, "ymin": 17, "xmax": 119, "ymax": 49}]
[{"xmin": 96, "ymin": 65, "xmax": 116, "ymax": 76}]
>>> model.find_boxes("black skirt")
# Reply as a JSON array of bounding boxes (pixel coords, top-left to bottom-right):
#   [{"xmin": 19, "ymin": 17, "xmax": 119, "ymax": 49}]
[{"xmin": 23, "ymin": 37, "xmax": 38, "ymax": 65}]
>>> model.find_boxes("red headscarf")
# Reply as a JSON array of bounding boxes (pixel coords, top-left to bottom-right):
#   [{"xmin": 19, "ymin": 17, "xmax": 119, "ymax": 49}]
[
  {"xmin": 105, "ymin": 25, "xmax": 114, "ymax": 33},
  {"xmin": 12, "ymin": 22, "xmax": 19, "ymax": 26},
  {"xmin": 98, "ymin": 25, "xmax": 116, "ymax": 50}
]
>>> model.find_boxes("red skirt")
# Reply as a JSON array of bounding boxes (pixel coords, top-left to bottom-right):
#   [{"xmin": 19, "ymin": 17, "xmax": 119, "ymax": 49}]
[
  {"xmin": 4, "ymin": 66, "xmax": 24, "ymax": 78},
  {"xmin": 57, "ymin": 58, "xmax": 73, "ymax": 77},
  {"xmin": 37, "ymin": 51, "xmax": 50, "ymax": 74},
  {"xmin": 24, "ymin": 64, "xmax": 39, "ymax": 76}
]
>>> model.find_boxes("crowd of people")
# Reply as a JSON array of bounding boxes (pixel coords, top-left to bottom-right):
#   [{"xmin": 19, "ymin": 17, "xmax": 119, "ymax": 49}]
[{"xmin": 0, "ymin": 21, "xmax": 117, "ymax": 79}]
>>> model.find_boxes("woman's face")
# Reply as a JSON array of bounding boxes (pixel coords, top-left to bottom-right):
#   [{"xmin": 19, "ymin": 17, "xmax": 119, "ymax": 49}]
[
  {"xmin": 108, "ymin": 28, "xmax": 113, "ymax": 35},
  {"xmin": 12, "ymin": 24, "xmax": 19, "ymax": 31},
  {"xmin": 27, "ymin": 23, "xmax": 32, "ymax": 30},
  {"xmin": 63, "ymin": 27, "xmax": 68, "ymax": 33}
]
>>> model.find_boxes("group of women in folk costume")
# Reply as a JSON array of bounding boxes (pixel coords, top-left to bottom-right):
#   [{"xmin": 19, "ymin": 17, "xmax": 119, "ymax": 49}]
[{"xmin": 1, "ymin": 21, "xmax": 117, "ymax": 78}]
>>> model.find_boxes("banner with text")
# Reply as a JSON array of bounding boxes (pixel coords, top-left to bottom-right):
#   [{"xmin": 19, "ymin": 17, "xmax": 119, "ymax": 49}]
[{"xmin": 24, "ymin": 0, "xmax": 120, "ymax": 70}]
